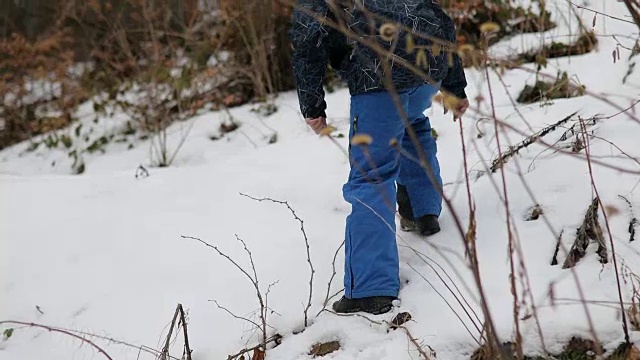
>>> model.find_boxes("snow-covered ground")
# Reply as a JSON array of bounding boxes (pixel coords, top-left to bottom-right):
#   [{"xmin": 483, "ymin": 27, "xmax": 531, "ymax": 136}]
[{"xmin": 2, "ymin": 1, "xmax": 640, "ymax": 359}]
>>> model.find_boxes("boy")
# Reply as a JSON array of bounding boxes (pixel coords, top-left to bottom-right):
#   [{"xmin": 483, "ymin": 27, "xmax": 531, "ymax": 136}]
[{"xmin": 290, "ymin": 0, "xmax": 469, "ymax": 315}]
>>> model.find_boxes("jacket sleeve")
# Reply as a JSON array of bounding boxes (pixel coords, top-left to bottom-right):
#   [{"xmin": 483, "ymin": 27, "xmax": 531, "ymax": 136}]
[
  {"xmin": 290, "ymin": 0, "xmax": 332, "ymax": 119},
  {"xmin": 438, "ymin": 10, "xmax": 468, "ymax": 99}
]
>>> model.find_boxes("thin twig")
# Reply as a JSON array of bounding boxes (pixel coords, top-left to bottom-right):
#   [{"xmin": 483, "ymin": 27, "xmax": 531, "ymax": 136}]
[
  {"xmin": 0, "ymin": 321, "xmax": 113, "ymax": 360},
  {"xmin": 161, "ymin": 305, "xmax": 181, "ymax": 360},
  {"xmin": 564, "ymin": 0, "xmax": 637, "ymax": 24},
  {"xmin": 398, "ymin": 326, "xmax": 433, "ymax": 360},
  {"xmin": 580, "ymin": 117, "xmax": 631, "ymax": 345},
  {"xmin": 226, "ymin": 335, "xmax": 281, "ymax": 360},
  {"xmin": 239, "ymin": 193, "xmax": 315, "ymax": 328},
  {"xmin": 208, "ymin": 300, "xmax": 264, "ymax": 330},
  {"xmin": 177, "ymin": 304, "xmax": 193, "ymax": 360},
  {"xmin": 182, "ymin": 235, "xmax": 269, "ymax": 348},
  {"xmin": 619, "ymin": 195, "xmax": 638, "ymax": 242},
  {"xmin": 59, "ymin": 327, "xmax": 175, "ymax": 359},
  {"xmin": 406, "ymin": 262, "xmax": 479, "ymax": 342},
  {"xmin": 399, "ymin": 245, "xmax": 483, "ymax": 332},
  {"xmin": 319, "ymin": 241, "xmax": 345, "ymax": 316},
  {"xmin": 504, "ymin": 141, "xmax": 604, "ymax": 352},
  {"xmin": 485, "ymin": 58, "xmax": 524, "ymax": 360}
]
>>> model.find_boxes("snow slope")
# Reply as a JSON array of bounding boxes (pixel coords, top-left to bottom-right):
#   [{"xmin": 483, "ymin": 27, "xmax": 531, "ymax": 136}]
[{"xmin": 2, "ymin": 1, "xmax": 640, "ymax": 359}]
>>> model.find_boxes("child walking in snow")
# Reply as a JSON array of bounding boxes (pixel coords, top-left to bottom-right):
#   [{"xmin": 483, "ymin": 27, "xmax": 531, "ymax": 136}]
[{"xmin": 290, "ymin": 0, "xmax": 469, "ymax": 315}]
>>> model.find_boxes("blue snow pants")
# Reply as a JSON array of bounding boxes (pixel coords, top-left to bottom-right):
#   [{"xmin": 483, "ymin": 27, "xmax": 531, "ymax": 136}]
[{"xmin": 342, "ymin": 84, "xmax": 443, "ymax": 299}]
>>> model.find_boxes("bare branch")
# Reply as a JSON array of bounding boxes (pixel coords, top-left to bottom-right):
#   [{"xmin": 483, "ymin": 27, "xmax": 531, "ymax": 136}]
[
  {"xmin": 0, "ymin": 321, "xmax": 113, "ymax": 360},
  {"xmin": 398, "ymin": 326, "xmax": 434, "ymax": 360},
  {"xmin": 234, "ymin": 234, "xmax": 259, "ymax": 286},
  {"xmin": 160, "ymin": 306, "xmax": 181, "ymax": 360},
  {"xmin": 564, "ymin": 0, "xmax": 637, "ymax": 25},
  {"xmin": 177, "ymin": 304, "xmax": 193, "ymax": 360},
  {"xmin": 580, "ymin": 117, "xmax": 631, "ymax": 345},
  {"xmin": 182, "ymin": 234, "xmax": 270, "ymax": 348},
  {"xmin": 60, "ymin": 328, "xmax": 176, "ymax": 360},
  {"xmin": 406, "ymin": 263, "xmax": 479, "ymax": 342},
  {"xmin": 318, "ymin": 241, "xmax": 345, "ymax": 316},
  {"xmin": 240, "ymin": 193, "xmax": 315, "ymax": 328},
  {"xmin": 209, "ymin": 300, "xmax": 264, "ymax": 330},
  {"xmin": 182, "ymin": 235, "xmax": 264, "ymax": 310},
  {"xmin": 226, "ymin": 335, "xmax": 282, "ymax": 360}
]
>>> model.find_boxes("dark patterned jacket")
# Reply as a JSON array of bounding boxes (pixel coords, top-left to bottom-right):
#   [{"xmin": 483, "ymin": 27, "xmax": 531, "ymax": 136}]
[{"xmin": 290, "ymin": 0, "xmax": 468, "ymax": 119}]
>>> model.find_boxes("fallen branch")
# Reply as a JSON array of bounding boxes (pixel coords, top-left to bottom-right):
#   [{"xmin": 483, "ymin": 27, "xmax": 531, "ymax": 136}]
[
  {"xmin": 490, "ymin": 112, "xmax": 578, "ymax": 172},
  {"xmin": 226, "ymin": 335, "xmax": 282, "ymax": 360},
  {"xmin": 0, "ymin": 320, "xmax": 113, "ymax": 360},
  {"xmin": 399, "ymin": 326, "xmax": 435, "ymax": 360},
  {"xmin": 240, "ymin": 193, "xmax": 315, "ymax": 328}
]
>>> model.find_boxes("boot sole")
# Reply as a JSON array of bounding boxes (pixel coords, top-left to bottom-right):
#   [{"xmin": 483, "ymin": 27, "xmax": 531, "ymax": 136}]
[
  {"xmin": 419, "ymin": 227, "xmax": 441, "ymax": 236},
  {"xmin": 335, "ymin": 304, "xmax": 393, "ymax": 315},
  {"xmin": 401, "ymin": 218, "xmax": 440, "ymax": 237}
]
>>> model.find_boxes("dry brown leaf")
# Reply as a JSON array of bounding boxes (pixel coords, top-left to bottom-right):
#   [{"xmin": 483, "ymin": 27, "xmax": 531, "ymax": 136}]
[
  {"xmin": 251, "ymin": 348, "xmax": 265, "ymax": 360},
  {"xmin": 627, "ymin": 346, "xmax": 640, "ymax": 360}
]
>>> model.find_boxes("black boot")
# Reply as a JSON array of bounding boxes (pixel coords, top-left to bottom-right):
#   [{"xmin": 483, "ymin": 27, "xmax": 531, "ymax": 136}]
[
  {"xmin": 397, "ymin": 184, "xmax": 441, "ymax": 236},
  {"xmin": 415, "ymin": 214, "xmax": 441, "ymax": 236},
  {"xmin": 332, "ymin": 296, "xmax": 395, "ymax": 315}
]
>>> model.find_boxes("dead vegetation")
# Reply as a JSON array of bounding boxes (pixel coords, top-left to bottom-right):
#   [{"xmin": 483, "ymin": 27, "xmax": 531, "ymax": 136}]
[
  {"xmin": 525, "ymin": 204, "xmax": 544, "ymax": 221},
  {"xmin": 562, "ymin": 197, "xmax": 608, "ymax": 269},
  {"xmin": 490, "ymin": 112, "xmax": 578, "ymax": 172},
  {"xmin": 520, "ymin": 32, "xmax": 598, "ymax": 66},
  {"xmin": 0, "ymin": 31, "xmax": 83, "ymax": 150},
  {"xmin": 309, "ymin": 340, "xmax": 341, "ymax": 358},
  {"xmin": 620, "ymin": 195, "xmax": 639, "ymax": 242},
  {"xmin": 471, "ymin": 337, "xmax": 640, "ymax": 360},
  {"xmin": 517, "ymin": 72, "xmax": 586, "ymax": 104},
  {"xmin": 444, "ymin": 0, "xmax": 555, "ymax": 49},
  {"xmin": 1, "ymin": 0, "xmax": 291, "ymax": 170}
]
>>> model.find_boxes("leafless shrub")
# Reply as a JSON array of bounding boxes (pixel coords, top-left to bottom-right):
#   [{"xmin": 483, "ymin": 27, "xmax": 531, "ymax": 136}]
[
  {"xmin": 181, "ymin": 234, "xmax": 273, "ymax": 353},
  {"xmin": 239, "ymin": 193, "xmax": 315, "ymax": 328},
  {"xmin": 218, "ymin": 0, "xmax": 295, "ymax": 99},
  {"xmin": 0, "ymin": 31, "xmax": 83, "ymax": 150}
]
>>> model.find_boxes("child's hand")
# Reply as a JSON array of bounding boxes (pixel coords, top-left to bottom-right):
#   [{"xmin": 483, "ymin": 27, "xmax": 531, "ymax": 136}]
[
  {"xmin": 306, "ymin": 117, "xmax": 328, "ymax": 134},
  {"xmin": 452, "ymin": 98, "xmax": 469, "ymax": 121}
]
